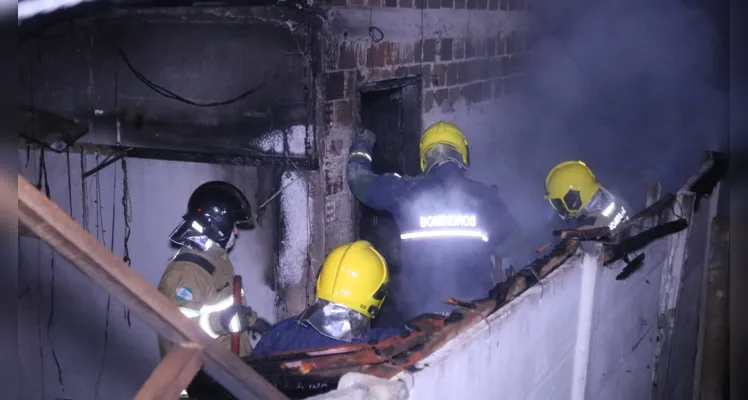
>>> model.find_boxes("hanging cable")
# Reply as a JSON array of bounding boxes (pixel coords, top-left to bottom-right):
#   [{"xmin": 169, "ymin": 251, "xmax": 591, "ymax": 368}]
[
  {"xmin": 94, "ymin": 152, "xmax": 115, "ymax": 398},
  {"xmin": 35, "ymin": 149, "xmax": 64, "ymax": 389},
  {"xmin": 113, "ymin": 43, "xmax": 274, "ymax": 108},
  {"xmin": 121, "ymin": 156, "xmax": 132, "ymax": 326}
]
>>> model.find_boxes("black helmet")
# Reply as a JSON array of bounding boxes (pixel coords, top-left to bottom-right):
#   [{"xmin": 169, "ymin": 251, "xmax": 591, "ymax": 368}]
[{"xmin": 169, "ymin": 181, "xmax": 253, "ymax": 250}]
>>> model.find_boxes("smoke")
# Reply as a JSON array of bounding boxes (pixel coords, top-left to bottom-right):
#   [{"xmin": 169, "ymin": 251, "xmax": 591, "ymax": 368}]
[{"xmin": 469, "ymin": 0, "xmax": 726, "ymax": 237}]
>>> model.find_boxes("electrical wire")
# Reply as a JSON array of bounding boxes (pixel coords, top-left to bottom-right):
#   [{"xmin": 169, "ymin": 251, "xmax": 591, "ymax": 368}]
[
  {"xmin": 113, "ymin": 43, "xmax": 274, "ymax": 108},
  {"xmin": 368, "ymin": 5, "xmax": 384, "ymax": 43},
  {"xmin": 121, "ymin": 156, "xmax": 132, "ymax": 326},
  {"xmin": 94, "ymin": 151, "xmax": 115, "ymax": 399}
]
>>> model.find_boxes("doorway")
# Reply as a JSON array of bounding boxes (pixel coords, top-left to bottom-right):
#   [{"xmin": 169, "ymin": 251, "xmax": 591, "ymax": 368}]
[{"xmin": 358, "ymin": 77, "xmax": 422, "ymax": 328}]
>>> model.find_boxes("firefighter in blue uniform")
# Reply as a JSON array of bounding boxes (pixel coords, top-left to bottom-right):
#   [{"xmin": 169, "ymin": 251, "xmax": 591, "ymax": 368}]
[
  {"xmin": 346, "ymin": 121, "xmax": 519, "ymax": 320},
  {"xmin": 252, "ymin": 240, "xmax": 402, "ymax": 356}
]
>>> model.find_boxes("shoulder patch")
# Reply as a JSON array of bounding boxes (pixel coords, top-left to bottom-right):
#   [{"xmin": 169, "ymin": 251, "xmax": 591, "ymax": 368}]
[{"xmin": 175, "ymin": 287, "xmax": 194, "ymax": 302}]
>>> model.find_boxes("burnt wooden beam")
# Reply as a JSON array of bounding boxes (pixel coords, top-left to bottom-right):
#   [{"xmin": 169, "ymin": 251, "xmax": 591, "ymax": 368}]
[
  {"xmin": 16, "ymin": 174, "xmax": 287, "ymax": 400},
  {"xmin": 135, "ymin": 344, "xmax": 204, "ymax": 400}
]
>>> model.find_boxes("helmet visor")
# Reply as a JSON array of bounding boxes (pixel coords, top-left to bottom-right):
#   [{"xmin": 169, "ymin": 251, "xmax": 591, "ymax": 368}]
[
  {"xmin": 168, "ymin": 218, "xmax": 215, "ymax": 251},
  {"xmin": 297, "ymin": 299, "xmax": 371, "ymax": 343},
  {"xmin": 422, "ymin": 143, "xmax": 469, "ymax": 173}
]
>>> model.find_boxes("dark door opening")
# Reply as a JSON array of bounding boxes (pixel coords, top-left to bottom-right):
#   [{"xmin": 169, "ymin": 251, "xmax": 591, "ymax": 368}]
[{"xmin": 358, "ymin": 77, "xmax": 422, "ymax": 328}]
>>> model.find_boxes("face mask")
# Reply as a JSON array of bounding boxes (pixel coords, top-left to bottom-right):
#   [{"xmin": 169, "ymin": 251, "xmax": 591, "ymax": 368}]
[{"xmin": 225, "ymin": 232, "xmax": 236, "ymax": 250}]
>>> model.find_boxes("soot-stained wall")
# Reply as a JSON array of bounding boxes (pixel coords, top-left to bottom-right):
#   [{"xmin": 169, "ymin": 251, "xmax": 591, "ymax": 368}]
[
  {"xmin": 319, "ymin": 1, "xmax": 531, "ymax": 252},
  {"xmin": 19, "ymin": 7, "xmax": 315, "ymax": 160},
  {"xmin": 18, "ymin": 149, "xmax": 280, "ymax": 400}
]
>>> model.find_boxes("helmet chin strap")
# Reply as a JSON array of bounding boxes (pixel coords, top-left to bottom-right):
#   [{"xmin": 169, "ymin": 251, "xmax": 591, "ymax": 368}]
[{"xmin": 224, "ymin": 232, "xmax": 236, "ymax": 250}]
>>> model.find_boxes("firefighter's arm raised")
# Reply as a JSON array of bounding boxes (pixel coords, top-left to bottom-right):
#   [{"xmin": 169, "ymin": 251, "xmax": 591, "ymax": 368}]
[{"xmin": 347, "ymin": 128, "xmax": 406, "ymax": 212}]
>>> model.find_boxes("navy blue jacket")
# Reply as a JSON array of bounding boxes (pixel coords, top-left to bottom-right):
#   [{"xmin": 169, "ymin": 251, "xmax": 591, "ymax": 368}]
[
  {"xmin": 251, "ymin": 318, "xmax": 403, "ymax": 357},
  {"xmin": 347, "ymin": 136, "xmax": 518, "ymax": 319}
]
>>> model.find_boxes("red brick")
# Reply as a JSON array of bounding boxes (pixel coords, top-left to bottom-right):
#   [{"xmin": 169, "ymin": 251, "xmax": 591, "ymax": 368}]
[
  {"xmin": 394, "ymin": 66, "xmax": 410, "ymax": 77},
  {"xmin": 367, "ymin": 43, "xmax": 387, "ymax": 68},
  {"xmin": 440, "ymin": 38, "xmax": 454, "ymax": 61},
  {"xmin": 499, "ymin": 0, "xmax": 508, "ymax": 10},
  {"xmin": 415, "ymin": 0, "xmax": 425, "ymax": 8},
  {"xmin": 423, "ymin": 90, "xmax": 435, "ymax": 113},
  {"xmin": 441, "ymin": 0, "xmax": 454, "ymax": 7},
  {"xmin": 501, "ymin": 56, "xmax": 515, "ymax": 76},
  {"xmin": 370, "ymin": 0, "xmax": 383, "ymax": 5},
  {"xmin": 465, "ymin": 39, "xmax": 475, "ymax": 58},
  {"xmin": 434, "ymin": 88, "xmax": 449, "ymax": 107},
  {"xmin": 448, "ymin": 87, "xmax": 462, "ymax": 105},
  {"xmin": 399, "ymin": 0, "xmax": 413, "ymax": 6},
  {"xmin": 349, "ymin": 0, "xmax": 365, "ymax": 4},
  {"xmin": 414, "ymin": 40, "xmax": 423, "ymax": 63},
  {"xmin": 482, "ymin": 81, "xmax": 493, "ymax": 99},
  {"xmin": 400, "ymin": 43, "xmax": 415, "ymax": 64},
  {"xmin": 339, "ymin": 42, "xmax": 357, "ymax": 70},
  {"xmin": 333, "ymin": 100, "xmax": 352, "ymax": 125},
  {"xmin": 506, "ymin": 32, "xmax": 520, "ymax": 54},
  {"xmin": 489, "ymin": 0, "xmax": 498, "ymax": 10},
  {"xmin": 332, "ymin": 0, "xmax": 346, "ymax": 5},
  {"xmin": 466, "ymin": 0, "xmax": 477, "ymax": 9},
  {"xmin": 486, "ymin": 37, "xmax": 496, "ymax": 57},
  {"xmin": 497, "ymin": 34, "xmax": 506, "ymax": 55},
  {"xmin": 446, "ymin": 63, "xmax": 459, "ymax": 85},
  {"xmin": 475, "ymin": 40, "xmax": 486, "ymax": 57},
  {"xmin": 325, "ymin": 72, "xmax": 346, "ymax": 101},
  {"xmin": 462, "ymin": 82, "xmax": 482, "ymax": 104},
  {"xmin": 423, "ymin": 38, "xmax": 437, "ymax": 62},
  {"xmin": 490, "ymin": 58, "xmax": 503, "ymax": 78},
  {"xmin": 481, "ymin": 58, "xmax": 492, "ymax": 80},
  {"xmin": 454, "ymin": 39, "xmax": 465, "ymax": 59},
  {"xmin": 454, "ymin": 0, "xmax": 466, "ymax": 8},
  {"xmin": 431, "ymin": 63, "xmax": 447, "ymax": 86},
  {"xmin": 421, "ymin": 64, "xmax": 433, "ymax": 88},
  {"xmin": 384, "ymin": 42, "xmax": 397, "ymax": 65},
  {"xmin": 385, "ymin": 0, "xmax": 397, "ymax": 7},
  {"xmin": 477, "ymin": 0, "xmax": 488, "ymax": 9},
  {"xmin": 469, "ymin": 59, "xmax": 483, "ymax": 81},
  {"xmin": 457, "ymin": 61, "xmax": 471, "ymax": 84},
  {"xmin": 428, "ymin": 0, "xmax": 441, "ymax": 8},
  {"xmin": 409, "ymin": 65, "xmax": 422, "ymax": 76}
]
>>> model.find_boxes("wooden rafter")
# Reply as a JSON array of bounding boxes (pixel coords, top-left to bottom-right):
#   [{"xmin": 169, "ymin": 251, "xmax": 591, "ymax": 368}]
[{"xmin": 17, "ymin": 174, "xmax": 286, "ymax": 400}]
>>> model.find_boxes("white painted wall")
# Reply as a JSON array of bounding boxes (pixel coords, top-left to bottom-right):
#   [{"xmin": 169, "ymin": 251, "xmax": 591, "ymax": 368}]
[
  {"xmin": 312, "ymin": 187, "xmax": 711, "ymax": 400},
  {"xmin": 17, "ymin": 149, "xmax": 279, "ymax": 400}
]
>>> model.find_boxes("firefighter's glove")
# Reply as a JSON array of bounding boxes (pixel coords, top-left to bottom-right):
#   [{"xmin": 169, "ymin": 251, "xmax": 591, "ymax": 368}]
[
  {"xmin": 251, "ymin": 318, "xmax": 272, "ymax": 335},
  {"xmin": 357, "ymin": 128, "xmax": 377, "ymax": 144},
  {"xmin": 219, "ymin": 304, "xmax": 256, "ymax": 333}
]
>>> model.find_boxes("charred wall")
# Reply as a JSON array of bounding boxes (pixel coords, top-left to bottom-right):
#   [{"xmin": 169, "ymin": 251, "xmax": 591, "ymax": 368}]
[
  {"xmin": 318, "ymin": 0, "xmax": 532, "ymax": 252},
  {"xmin": 19, "ymin": 6, "xmax": 317, "ymax": 163}
]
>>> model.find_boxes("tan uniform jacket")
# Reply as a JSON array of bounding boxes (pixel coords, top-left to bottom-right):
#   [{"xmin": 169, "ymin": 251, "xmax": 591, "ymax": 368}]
[{"xmin": 157, "ymin": 246, "xmax": 257, "ymax": 357}]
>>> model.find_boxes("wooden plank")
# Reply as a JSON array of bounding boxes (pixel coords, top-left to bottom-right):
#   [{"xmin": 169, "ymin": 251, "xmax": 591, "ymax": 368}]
[
  {"xmin": 135, "ymin": 344, "xmax": 204, "ymax": 400},
  {"xmin": 16, "ymin": 174, "xmax": 286, "ymax": 400}
]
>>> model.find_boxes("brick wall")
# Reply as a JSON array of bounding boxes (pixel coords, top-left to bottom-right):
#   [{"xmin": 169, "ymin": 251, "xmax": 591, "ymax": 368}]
[{"xmin": 318, "ymin": 2, "xmax": 531, "ymax": 252}]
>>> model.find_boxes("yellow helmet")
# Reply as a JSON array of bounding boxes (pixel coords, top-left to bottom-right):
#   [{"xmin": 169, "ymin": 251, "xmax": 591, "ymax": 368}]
[
  {"xmin": 419, "ymin": 121, "xmax": 469, "ymax": 172},
  {"xmin": 316, "ymin": 240, "xmax": 389, "ymax": 319},
  {"xmin": 544, "ymin": 161, "xmax": 601, "ymax": 219}
]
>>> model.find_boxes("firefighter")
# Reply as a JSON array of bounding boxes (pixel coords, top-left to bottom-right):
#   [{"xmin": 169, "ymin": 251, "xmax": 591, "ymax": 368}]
[
  {"xmin": 157, "ymin": 181, "xmax": 271, "ymax": 399},
  {"xmin": 252, "ymin": 240, "xmax": 401, "ymax": 356},
  {"xmin": 544, "ymin": 160, "xmax": 632, "ymax": 231},
  {"xmin": 346, "ymin": 121, "xmax": 520, "ymax": 320}
]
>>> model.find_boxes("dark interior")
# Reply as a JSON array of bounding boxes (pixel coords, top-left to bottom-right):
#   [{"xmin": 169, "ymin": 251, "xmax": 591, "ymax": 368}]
[{"xmin": 357, "ymin": 78, "xmax": 421, "ymax": 328}]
